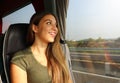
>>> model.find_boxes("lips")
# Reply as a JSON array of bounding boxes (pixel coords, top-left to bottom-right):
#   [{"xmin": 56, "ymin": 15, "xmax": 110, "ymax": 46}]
[{"xmin": 49, "ymin": 31, "xmax": 57, "ymax": 38}]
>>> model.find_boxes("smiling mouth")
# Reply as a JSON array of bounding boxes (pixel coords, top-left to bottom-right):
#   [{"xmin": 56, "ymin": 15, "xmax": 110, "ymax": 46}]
[{"xmin": 49, "ymin": 32, "xmax": 57, "ymax": 37}]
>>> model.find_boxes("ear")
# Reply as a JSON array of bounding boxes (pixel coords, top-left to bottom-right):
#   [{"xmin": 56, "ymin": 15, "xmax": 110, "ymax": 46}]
[{"xmin": 32, "ymin": 24, "xmax": 38, "ymax": 33}]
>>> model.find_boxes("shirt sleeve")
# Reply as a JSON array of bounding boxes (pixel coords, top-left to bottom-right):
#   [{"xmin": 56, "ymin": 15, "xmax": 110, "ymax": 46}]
[{"xmin": 11, "ymin": 51, "xmax": 27, "ymax": 71}]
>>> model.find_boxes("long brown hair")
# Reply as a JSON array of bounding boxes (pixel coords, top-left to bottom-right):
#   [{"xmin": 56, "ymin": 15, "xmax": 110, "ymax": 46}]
[{"xmin": 27, "ymin": 12, "xmax": 70, "ymax": 83}]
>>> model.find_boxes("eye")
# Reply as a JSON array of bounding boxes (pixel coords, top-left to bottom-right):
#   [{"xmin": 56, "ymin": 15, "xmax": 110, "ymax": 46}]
[{"xmin": 46, "ymin": 21, "xmax": 51, "ymax": 25}]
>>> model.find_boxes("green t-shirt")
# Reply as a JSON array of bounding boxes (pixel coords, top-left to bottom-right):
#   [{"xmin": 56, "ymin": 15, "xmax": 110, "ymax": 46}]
[{"xmin": 11, "ymin": 47, "xmax": 52, "ymax": 83}]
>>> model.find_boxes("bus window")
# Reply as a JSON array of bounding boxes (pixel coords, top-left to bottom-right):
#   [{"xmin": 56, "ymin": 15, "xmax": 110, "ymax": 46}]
[
  {"xmin": 66, "ymin": 0, "xmax": 120, "ymax": 83},
  {"xmin": 2, "ymin": 4, "xmax": 35, "ymax": 33}
]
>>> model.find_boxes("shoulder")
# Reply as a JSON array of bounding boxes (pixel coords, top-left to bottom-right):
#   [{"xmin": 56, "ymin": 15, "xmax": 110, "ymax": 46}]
[
  {"xmin": 12, "ymin": 47, "xmax": 31, "ymax": 59},
  {"xmin": 11, "ymin": 47, "xmax": 32, "ymax": 70}
]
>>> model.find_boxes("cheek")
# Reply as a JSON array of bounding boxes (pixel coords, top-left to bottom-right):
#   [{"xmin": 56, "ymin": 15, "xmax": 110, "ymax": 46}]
[
  {"xmin": 37, "ymin": 25, "xmax": 52, "ymax": 37},
  {"xmin": 40, "ymin": 25, "xmax": 49, "ymax": 33},
  {"xmin": 39, "ymin": 28, "xmax": 49, "ymax": 37}
]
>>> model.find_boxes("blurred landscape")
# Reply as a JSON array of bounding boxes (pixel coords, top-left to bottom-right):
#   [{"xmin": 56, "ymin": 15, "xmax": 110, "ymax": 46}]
[{"xmin": 67, "ymin": 37, "xmax": 120, "ymax": 83}]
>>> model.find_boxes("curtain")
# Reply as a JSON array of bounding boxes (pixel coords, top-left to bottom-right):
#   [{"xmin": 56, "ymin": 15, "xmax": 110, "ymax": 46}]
[
  {"xmin": 56, "ymin": 0, "xmax": 69, "ymax": 40},
  {"xmin": 55, "ymin": 0, "xmax": 75, "ymax": 83}
]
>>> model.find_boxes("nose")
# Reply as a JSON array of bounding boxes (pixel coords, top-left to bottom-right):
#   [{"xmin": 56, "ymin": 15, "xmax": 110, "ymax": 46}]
[{"xmin": 52, "ymin": 24, "xmax": 58, "ymax": 32}]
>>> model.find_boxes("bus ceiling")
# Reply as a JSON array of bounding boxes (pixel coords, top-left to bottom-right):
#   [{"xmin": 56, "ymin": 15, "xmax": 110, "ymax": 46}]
[{"xmin": 0, "ymin": 0, "xmax": 31, "ymax": 17}]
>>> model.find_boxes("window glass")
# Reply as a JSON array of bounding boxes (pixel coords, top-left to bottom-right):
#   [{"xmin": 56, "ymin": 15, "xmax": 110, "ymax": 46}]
[
  {"xmin": 66, "ymin": 0, "xmax": 120, "ymax": 83},
  {"xmin": 2, "ymin": 4, "xmax": 35, "ymax": 33}
]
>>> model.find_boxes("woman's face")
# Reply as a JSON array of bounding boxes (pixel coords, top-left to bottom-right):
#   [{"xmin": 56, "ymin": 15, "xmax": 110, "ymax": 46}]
[{"xmin": 33, "ymin": 14, "xmax": 58, "ymax": 44}]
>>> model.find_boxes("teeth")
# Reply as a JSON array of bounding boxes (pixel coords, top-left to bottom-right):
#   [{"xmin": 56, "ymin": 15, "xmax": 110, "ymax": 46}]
[
  {"xmin": 49, "ymin": 32, "xmax": 56, "ymax": 35},
  {"xmin": 51, "ymin": 33, "xmax": 55, "ymax": 35}
]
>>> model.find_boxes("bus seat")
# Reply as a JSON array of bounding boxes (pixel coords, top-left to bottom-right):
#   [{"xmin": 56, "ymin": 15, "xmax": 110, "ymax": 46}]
[
  {"xmin": 2, "ymin": 23, "xmax": 29, "ymax": 83},
  {"xmin": 0, "ymin": 34, "xmax": 4, "ymax": 83},
  {"xmin": 0, "ymin": 34, "xmax": 4, "ymax": 71}
]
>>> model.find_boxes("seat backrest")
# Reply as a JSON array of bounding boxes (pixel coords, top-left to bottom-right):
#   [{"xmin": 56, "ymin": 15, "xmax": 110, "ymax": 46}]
[
  {"xmin": 2, "ymin": 23, "xmax": 29, "ymax": 83},
  {"xmin": 0, "ymin": 34, "xmax": 4, "ymax": 70},
  {"xmin": 0, "ymin": 34, "xmax": 4, "ymax": 82},
  {"xmin": 0, "ymin": 34, "xmax": 4, "ymax": 56}
]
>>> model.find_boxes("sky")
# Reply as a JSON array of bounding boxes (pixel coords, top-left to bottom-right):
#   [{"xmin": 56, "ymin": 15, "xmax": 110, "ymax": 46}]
[
  {"xmin": 3, "ymin": 0, "xmax": 120, "ymax": 40},
  {"xmin": 66, "ymin": 0, "xmax": 120, "ymax": 40}
]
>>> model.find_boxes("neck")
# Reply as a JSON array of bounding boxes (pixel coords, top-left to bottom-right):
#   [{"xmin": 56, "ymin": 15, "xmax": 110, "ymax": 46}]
[
  {"xmin": 31, "ymin": 41, "xmax": 48, "ymax": 67},
  {"xmin": 31, "ymin": 40, "xmax": 48, "ymax": 56}
]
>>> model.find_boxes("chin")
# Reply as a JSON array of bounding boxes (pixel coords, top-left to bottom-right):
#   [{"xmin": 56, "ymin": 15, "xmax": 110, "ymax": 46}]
[
  {"xmin": 49, "ymin": 39, "xmax": 55, "ymax": 43},
  {"xmin": 50, "ymin": 40, "xmax": 54, "ymax": 43}
]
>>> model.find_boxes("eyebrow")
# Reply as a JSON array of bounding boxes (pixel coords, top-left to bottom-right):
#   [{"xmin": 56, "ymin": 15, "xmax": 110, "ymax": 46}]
[
  {"xmin": 43, "ymin": 19, "xmax": 57, "ymax": 25},
  {"xmin": 44, "ymin": 19, "xmax": 52, "ymax": 22}
]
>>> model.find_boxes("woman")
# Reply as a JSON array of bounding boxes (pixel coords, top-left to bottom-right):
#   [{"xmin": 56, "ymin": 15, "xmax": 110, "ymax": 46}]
[{"xmin": 10, "ymin": 11, "xmax": 73, "ymax": 83}]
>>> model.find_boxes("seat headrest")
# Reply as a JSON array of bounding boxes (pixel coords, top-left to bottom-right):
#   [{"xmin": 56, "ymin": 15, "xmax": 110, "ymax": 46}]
[{"xmin": 3, "ymin": 23, "xmax": 29, "ymax": 55}]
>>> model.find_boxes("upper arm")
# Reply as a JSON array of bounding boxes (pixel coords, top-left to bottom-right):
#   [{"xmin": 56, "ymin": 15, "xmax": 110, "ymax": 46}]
[{"xmin": 10, "ymin": 63, "xmax": 27, "ymax": 83}]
